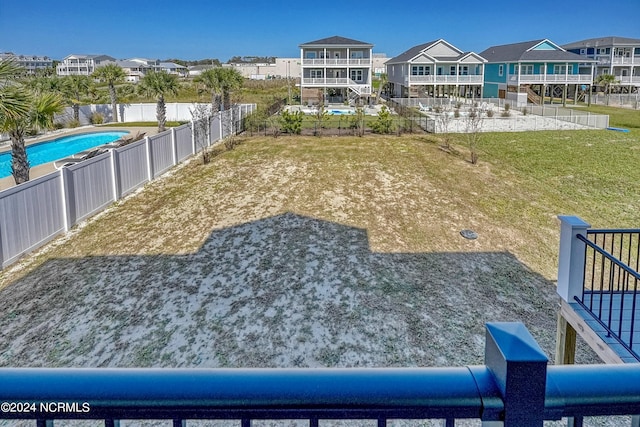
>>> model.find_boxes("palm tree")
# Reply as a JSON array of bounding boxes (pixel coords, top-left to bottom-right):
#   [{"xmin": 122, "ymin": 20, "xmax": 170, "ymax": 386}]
[
  {"xmin": 138, "ymin": 70, "xmax": 179, "ymax": 132},
  {"xmin": 595, "ymin": 74, "xmax": 618, "ymax": 105},
  {"xmin": 62, "ymin": 75, "xmax": 93, "ymax": 123},
  {"xmin": 92, "ymin": 64, "xmax": 126, "ymax": 122},
  {"xmin": 218, "ymin": 68, "xmax": 244, "ymax": 110},
  {"xmin": 194, "ymin": 68, "xmax": 222, "ymax": 112},
  {"xmin": 376, "ymin": 73, "xmax": 388, "ymax": 104},
  {"xmin": 0, "ymin": 59, "xmax": 29, "ymax": 124},
  {"xmin": 0, "ymin": 60, "xmax": 63, "ymax": 184}
]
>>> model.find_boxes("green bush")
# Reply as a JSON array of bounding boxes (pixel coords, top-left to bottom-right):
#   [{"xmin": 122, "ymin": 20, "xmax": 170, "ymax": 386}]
[
  {"xmin": 90, "ymin": 112, "xmax": 104, "ymax": 124},
  {"xmin": 279, "ymin": 109, "xmax": 303, "ymax": 134},
  {"xmin": 67, "ymin": 119, "xmax": 81, "ymax": 128},
  {"xmin": 370, "ymin": 106, "xmax": 394, "ymax": 134}
]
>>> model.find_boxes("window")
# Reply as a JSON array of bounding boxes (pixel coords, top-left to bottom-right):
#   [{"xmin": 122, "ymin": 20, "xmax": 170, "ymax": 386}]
[
  {"xmin": 437, "ymin": 67, "xmax": 443, "ymax": 75},
  {"xmin": 450, "ymin": 66, "xmax": 456, "ymax": 75},
  {"xmin": 412, "ymin": 65, "xmax": 427, "ymax": 76},
  {"xmin": 306, "ymin": 51, "xmax": 316, "ymax": 59},
  {"xmin": 461, "ymin": 66, "xmax": 469, "ymax": 75},
  {"xmin": 351, "ymin": 51, "xmax": 364, "ymax": 59},
  {"xmin": 516, "ymin": 64, "xmax": 534, "ymax": 74},
  {"xmin": 310, "ymin": 69, "xmax": 323, "ymax": 79},
  {"xmin": 580, "ymin": 49, "xmax": 586, "ymax": 55},
  {"xmin": 553, "ymin": 65, "xmax": 572, "ymax": 74},
  {"xmin": 596, "ymin": 48, "xmax": 610, "ymax": 55},
  {"xmin": 350, "ymin": 69, "xmax": 363, "ymax": 82},
  {"xmin": 498, "ymin": 64, "xmax": 504, "ymax": 76}
]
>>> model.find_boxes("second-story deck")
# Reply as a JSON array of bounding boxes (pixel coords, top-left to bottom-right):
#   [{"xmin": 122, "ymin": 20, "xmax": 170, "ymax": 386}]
[
  {"xmin": 557, "ymin": 216, "xmax": 640, "ymax": 364},
  {"xmin": 405, "ymin": 75, "xmax": 484, "ymax": 85},
  {"xmin": 507, "ymin": 74, "xmax": 593, "ymax": 85},
  {"xmin": 302, "ymin": 58, "xmax": 372, "ymax": 67}
]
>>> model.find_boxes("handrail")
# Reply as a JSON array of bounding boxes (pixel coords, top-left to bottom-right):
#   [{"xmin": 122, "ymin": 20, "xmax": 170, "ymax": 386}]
[
  {"xmin": 577, "ymin": 233, "xmax": 640, "ymax": 282},
  {"xmin": 0, "ymin": 367, "xmax": 495, "ymax": 421},
  {"xmin": 588, "ymin": 229, "xmax": 640, "ymax": 235}
]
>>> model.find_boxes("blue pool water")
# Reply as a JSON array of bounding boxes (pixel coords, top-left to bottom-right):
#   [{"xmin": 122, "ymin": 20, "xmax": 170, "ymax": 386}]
[{"xmin": 0, "ymin": 131, "xmax": 128, "ymax": 179}]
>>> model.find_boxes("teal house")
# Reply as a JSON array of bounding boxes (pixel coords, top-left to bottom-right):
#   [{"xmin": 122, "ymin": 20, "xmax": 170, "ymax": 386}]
[{"xmin": 479, "ymin": 39, "xmax": 595, "ymax": 106}]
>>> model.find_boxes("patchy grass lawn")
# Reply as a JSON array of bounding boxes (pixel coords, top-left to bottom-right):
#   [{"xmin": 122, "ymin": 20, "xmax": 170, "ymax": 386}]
[{"xmin": 1, "ymin": 128, "xmax": 639, "ymax": 372}]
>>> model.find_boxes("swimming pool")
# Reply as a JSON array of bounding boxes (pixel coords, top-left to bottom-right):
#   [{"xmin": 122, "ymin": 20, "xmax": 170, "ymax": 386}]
[
  {"xmin": 0, "ymin": 131, "xmax": 129, "ymax": 179},
  {"xmin": 329, "ymin": 109, "xmax": 355, "ymax": 115}
]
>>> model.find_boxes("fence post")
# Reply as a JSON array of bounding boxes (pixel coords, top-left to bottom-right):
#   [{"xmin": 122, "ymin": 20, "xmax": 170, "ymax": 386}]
[
  {"xmin": 171, "ymin": 127, "xmax": 177, "ymax": 166},
  {"xmin": 483, "ymin": 322, "xmax": 548, "ymax": 427},
  {"xmin": 557, "ymin": 215, "xmax": 590, "ymax": 303},
  {"xmin": 61, "ymin": 166, "xmax": 75, "ymax": 229},
  {"xmin": 109, "ymin": 148, "xmax": 120, "ymax": 201},
  {"xmin": 191, "ymin": 120, "xmax": 196, "ymax": 155},
  {"xmin": 145, "ymin": 136, "xmax": 153, "ymax": 181}
]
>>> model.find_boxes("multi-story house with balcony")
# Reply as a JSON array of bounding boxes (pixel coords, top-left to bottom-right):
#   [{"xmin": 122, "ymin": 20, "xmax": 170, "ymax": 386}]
[
  {"xmin": 56, "ymin": 54, "xmax": 116, "ymax": 76},
  {"xmin": 0, "ymin": 52, "xmax": 54, "ymax": 74},
  {"xmin": 385, "ymin": 39, "xmax": 486, "ymax": 99},
  {"xmin": 480, "ymin": 39, "xmax": 595, "ymax": 106},
  {"xmin": 299, "ymin": 36, "xmax": 373, "ymax": 105},
  {"xmin": 563, "ymin": 36, "xmax": 640, "ymax": 92}
]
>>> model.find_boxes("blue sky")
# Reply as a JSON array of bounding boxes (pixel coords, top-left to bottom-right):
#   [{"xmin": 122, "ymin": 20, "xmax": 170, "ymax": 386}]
[{"xmin": 1, "ymin": 0, "xmax": 639, "ymax": 61}]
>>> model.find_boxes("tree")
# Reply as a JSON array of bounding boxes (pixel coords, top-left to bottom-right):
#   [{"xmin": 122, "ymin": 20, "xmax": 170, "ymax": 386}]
[
  {"xmin": 595, "ymin": 74, "xmax": 618, "ymax": 105},
  {"xmin": 194, "ymin": 68, "xmax": 223, "ymax": 112},
  {"xmin": 464, "ymin": 105, "xmax": 484, "ymax": 164},
  {"xmin": 92, "ymin": 64, "xmax": 126, "ymax": 122},
  {"xmin": 375, "ymin": 73, "xmax": 388, "ymax": 104},
  {"xmin": 0, "ymin": 60, "xmax": 63, "ymax": 184},
  {"xmin": 190, "ymin": 104, "xmax": 212, "ymax": 164},
  {"xmin": 61, "ymin": 75, "xmax": 94, "ymax": 123},
  {"xmin": 370, "ymin": 106, "xmax": 394, "ymax": 134},
  {"xmin": 436, "ymin": 106, "xmax": 453, "ymax": 151},
  {"xmin": 218, "ymin": 68, "xmax": 244, "ymax": 111},
  {"xmin": 279, "ymin": 109, "xmax": 303, "ymax": 134},
  {"xmin": 138, "ymin": 70, "xmax": 179, "ymax": 132}
]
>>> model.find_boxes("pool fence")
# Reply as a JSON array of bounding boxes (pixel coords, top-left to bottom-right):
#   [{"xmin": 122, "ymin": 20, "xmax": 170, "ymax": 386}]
[{"xmin": 0, "ymin": 104, "xmax": 255, "ymax": 270}]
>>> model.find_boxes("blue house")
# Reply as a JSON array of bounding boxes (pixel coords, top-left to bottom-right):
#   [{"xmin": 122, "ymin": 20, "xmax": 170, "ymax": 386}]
[{"xmin": 479, "ymin": 39, "xmax": 595, "ymax": 106}]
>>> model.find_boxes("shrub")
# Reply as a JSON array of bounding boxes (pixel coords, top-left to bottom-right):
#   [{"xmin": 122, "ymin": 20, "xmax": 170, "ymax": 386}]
[
  {"xmin": 504, "ymin": 103, "xmax": 511, "ymax": 112},
  {"xmin": 90, "ymin": 112, "xmax": 104, "ymax": 124},
  {"xmin": 279, "ymin": 109, "xmax": 303, "ymax": 134},
  {"xmin": 454, "ymin": 109, "xmax": 460, "ymax": 118},
  {"xmin": 501, "ymin": 110, "xmax": 511, "ymax": 118},
  {"xmin": 486, "ymin": 109, "xmax": 494, "ymax": 118},
  {"xmin": 370, "ymin": 106, "xmax": 394, "ymax": 134},
  {"xmin": 67, "ymin": 119, "xmax": 81, "ymax": 128}
]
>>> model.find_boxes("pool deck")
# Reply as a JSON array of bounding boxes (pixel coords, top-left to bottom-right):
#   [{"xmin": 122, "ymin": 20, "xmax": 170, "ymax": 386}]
[{"xmin": 0, "ymin": 125, "xmax": 159, "ymax": 191}]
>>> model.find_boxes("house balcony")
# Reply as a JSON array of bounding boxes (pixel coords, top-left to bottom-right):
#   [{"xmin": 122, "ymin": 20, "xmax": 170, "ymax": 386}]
[
  {"xmin": 302, "ymin": 58, "xmax": 372, "ymax": 67},
  {"xmin": 405, "ymin": 75, "xmax": 484, "ymax": 85},
  {"xmin": 301, "ymin": 78, "xmax": 372, "ymax": 94},
  {"xmin": 612, "ymin": 56, "xmax": 640, "ymax": 65},
  {"xmin": 618, "ymin": 76, "xmax": 640, "ymax": 85},
  {"xmin": 507, "ymin": 73, "xmax": 593, "ymax": 84}
]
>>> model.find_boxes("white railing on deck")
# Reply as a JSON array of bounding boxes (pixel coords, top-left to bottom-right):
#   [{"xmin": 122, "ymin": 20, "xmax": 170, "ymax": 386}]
[
  {"xmin": 507, "ymin": 74, "xmax": 593, "ymax": 84},
  {"xmin": 405, "ymin": 75, "xmax": 483, "ymax": 85},
  {"xmin": 302, "ymin": 58, "xmax": 371, "ymax": 66}
]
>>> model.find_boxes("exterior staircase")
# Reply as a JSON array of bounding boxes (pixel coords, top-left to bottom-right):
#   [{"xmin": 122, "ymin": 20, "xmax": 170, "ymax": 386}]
[{"xmin": 525, "ymin": 85, "xmax": 541, "ymax": 105}]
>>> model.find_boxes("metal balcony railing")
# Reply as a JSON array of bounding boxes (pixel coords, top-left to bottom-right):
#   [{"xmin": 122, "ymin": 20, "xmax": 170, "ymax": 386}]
[{"xmin": 2, "ymin": 322, "xmax": 640, "ymax": 426}]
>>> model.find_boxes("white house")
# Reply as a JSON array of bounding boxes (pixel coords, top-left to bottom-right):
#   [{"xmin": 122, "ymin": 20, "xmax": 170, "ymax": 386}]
[
  {"xmin": 386, "ymin": 39, "xmax": 486, "ymax": 99},
  {"xmin": 563, "ymin": 36, "xmax": 640, "ymax": 91},
  {"xmin": 56, "ymin": 54, "xmax": 116, "ymax": 76},
  {"xmin": 299, "ymin": 35, "xmax": 373, "ymax": 105}
]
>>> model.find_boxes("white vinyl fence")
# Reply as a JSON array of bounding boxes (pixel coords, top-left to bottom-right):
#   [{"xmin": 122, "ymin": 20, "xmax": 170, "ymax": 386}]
[
  {"xmin": 392, "ymin": 97, "xmax": 609, "ymax": 132},
  {"xmin": 56, "ymin": 103, "xmax": 217, "ymax": 125},
  {"xmin": 0, "ymin": 104, "xmax": 255, "ymax": 269}
]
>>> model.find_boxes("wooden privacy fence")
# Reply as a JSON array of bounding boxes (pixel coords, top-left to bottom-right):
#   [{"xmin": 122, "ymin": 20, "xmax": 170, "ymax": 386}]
[{"xmin": 0, "ymin": 104, "xmax": 255, "ymax": 269}]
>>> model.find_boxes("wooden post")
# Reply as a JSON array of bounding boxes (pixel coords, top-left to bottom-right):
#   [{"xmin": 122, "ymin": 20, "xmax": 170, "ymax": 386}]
[{"xmin": 555, "ymin": 313, "xmax": 577, "ymax": 365}]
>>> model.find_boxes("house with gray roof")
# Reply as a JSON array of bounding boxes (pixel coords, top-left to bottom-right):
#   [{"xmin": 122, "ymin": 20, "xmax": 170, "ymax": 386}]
[
  {"xmin": 385, "ymin": 39, "xmax": 486, "ymax": 99},
  {"xmin": 299, "ymin": 36, "xmax": 373, "ymax": 105},
  {"xmin": 479, "ymin": 39, "xmax": 595, "ymax": 106},
  {"xmin": 563, "ymin": 36, "xmax": 640, "ymax": 91}
]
